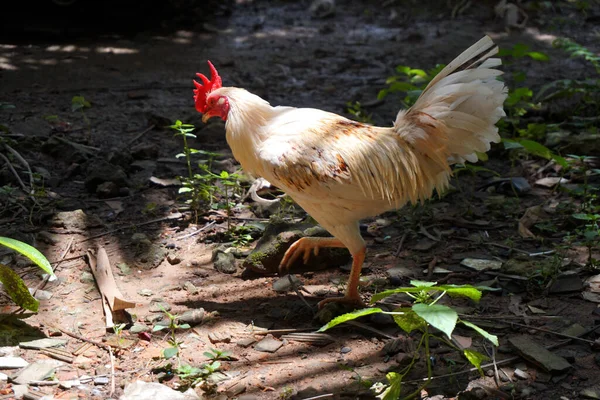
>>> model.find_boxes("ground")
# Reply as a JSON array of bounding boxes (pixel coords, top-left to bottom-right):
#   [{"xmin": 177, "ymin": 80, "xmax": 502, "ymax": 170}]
[{"xmin": 0, "ymin": 1, "xmax": 599, "ymax": 399}]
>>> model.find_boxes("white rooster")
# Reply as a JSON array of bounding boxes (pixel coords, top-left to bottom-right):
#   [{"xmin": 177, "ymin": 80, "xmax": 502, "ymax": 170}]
[{"xmin": 194, "ymin": 36, "xmax": 508, "ymax": 308}]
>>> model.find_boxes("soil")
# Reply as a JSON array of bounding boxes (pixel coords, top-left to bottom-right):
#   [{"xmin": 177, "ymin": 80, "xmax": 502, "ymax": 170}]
[{"xmin": 1, "ymin": 1, "xmax": 599, "ymax": 399}]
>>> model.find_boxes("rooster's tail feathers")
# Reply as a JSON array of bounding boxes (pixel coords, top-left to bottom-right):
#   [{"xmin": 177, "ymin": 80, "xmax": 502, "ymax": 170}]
[{"xmin": 394, "ymin": 35, "xmax": 508, "ymax": 165}]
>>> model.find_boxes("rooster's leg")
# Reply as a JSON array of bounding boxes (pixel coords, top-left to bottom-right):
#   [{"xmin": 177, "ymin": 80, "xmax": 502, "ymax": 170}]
[
  {"xmin": 279, "ymin": 237, "xmax": 346, "ymax": 271},
  {"xmin": 317, "ymin": 247, "xmax": 366, "ymax": 309}
]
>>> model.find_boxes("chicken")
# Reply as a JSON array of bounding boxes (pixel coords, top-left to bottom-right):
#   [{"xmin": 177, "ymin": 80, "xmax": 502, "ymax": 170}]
[{"xmin": 194, "ymin": 36, "xmax": 508, "ymax": 308}]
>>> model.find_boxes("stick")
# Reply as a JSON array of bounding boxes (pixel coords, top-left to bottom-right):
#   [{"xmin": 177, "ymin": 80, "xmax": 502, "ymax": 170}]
[
  {"xmin": 126, "ymin": 124, "xmax": 155, "ymax": 146},
  {"xmin": 175, "ymin": 221, "xmax": 216, "ymax": 240},
  {"xmin": 79, "ymin": 213, "xmax": 183, "ymax": 242}
]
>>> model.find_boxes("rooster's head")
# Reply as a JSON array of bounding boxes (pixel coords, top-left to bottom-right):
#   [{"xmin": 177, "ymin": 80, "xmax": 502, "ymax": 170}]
[{"xmin": 193, "ymin": 61, "xmax": 229, "ymax": 123}]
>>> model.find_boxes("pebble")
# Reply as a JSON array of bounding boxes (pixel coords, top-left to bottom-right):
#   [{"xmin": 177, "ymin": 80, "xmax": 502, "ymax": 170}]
[
  {"xmin": 138, "ymin": 288, "xmax": 153, "ymax": 297},
  {"xmin": 19, "ymin": 338, "xmax": 67, "ymax": 350},
  {"xmin": 340, "ymin": 346, "xmax": 352, "ymax": 354},
  {"xmin": 0, "ymin": 356, "xmax": 29, "ymax": 369},
  {"xmin": 254, "ymin": 336, "xmax": 283, "ymax": 353},
  {"xmin": 237, "ymin": 337, "xmax": 257, "ymax": 348},
  {"xmin": 130, "ymin": 323, "xmax": 150, "ymax": 333},
  {"xmin": 94, "ymin": 376, "xmax": 110, "ymax": 385},
  {"xmin": 149, "ymin": 301, "xmax": 171, "ymax": 312},
  {"xmin": 208, "ymin": 332, "xmax": 231, "ymax": 344}
]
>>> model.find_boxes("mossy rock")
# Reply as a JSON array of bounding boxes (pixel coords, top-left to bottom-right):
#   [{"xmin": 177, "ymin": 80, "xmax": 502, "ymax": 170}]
[{"xmin": 242, "ymin": 219, "xmax": 351, "ymax": 274}]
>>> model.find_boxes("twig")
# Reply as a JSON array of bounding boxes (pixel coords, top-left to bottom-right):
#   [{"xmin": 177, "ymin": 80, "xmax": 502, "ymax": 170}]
[
  {"xmin": 502, "ymin": 320, "xmax": 596, "ymax": 344},
  {"xmin": 126, "ymin": 124, "xmax": 155, "ymax": 146},
  {"xmin": 394, "ymin": 232, "xmax": 408, "ymax": 258},
  {"xmin": 252, "ymin": 327, "xmax": 316, "ymax": 335},
  {"xmin": 34, "ymin": 236, "xmax": 74, "ymax": 294},
  {"xmin": 52, "ymin": 326, "xmax": 111, "ymax": 350},
  {"xmin": 175, "ymin": 221, "xmax": 216, "ymax": 240},
  {"xmin": 346, "ymin": 320, "xmax": 397, "ymax": 340},
  {"xmin": 79, "ymin": 214, "xmax": 183, "ymax": 242},
  {"xmin": 302, "ymin": 394, "xmax": 334, "ymax": 400},
  {"xmin": 5, "ymin": 144, "xmax": 35, "ymax": 189},
  {"xmin": 0, "ymin": 152, "xmax": 28, "ymax": 193},
  {"xmin": 288, "ymin": 274, "xmax": 315, "ymax": 315}
]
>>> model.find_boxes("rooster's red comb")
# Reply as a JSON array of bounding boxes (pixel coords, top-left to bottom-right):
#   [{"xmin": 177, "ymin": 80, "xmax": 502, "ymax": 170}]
[{"xmin": 193, "ymin": 61, "xmax": 222, "ymax": 113}]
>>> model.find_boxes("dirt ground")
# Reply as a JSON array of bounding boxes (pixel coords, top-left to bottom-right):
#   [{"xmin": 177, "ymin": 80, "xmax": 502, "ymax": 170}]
[{"xmin": 1, "ymin": 1, "xmax": 600, "ymax": 399}]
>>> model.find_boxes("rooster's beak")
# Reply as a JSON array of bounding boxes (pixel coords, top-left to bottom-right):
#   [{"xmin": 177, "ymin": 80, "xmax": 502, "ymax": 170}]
[{"xmin": 202, "ymin": 113, "xmax": 211, "ymax": 124}]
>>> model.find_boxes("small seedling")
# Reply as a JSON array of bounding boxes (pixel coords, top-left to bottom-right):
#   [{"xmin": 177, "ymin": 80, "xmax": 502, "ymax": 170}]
[
  {"xmin": 152, "ymin": 307, "xmax": 191, "ymax": 360},
  {"xmin": 203, "ymin": 347, "xmax": 232, "ymax": 361}
]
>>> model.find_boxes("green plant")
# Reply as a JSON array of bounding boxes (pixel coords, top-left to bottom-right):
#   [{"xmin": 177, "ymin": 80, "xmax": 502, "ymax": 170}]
[
  {"xmin": 0, "ymin": 237, "xmax": 55, "ymax": 312},
  {"xmin": 377, "ymin": 64, "xmax": 444, "ymax": 108},
  {"xmin": 169, "ymin": 120, "xmax": 222, "ymax": 219},
  {"xmin": 319, "ymin": 281, "xmax": 498, "ymax": 399},
  {"xmin": 152, "ymin": 307, "xmax": 191, "ymax": 359},
  {"xmin": 71, "ymin": 95, "xmax": 92, "ymax": 139},
  {"xmin": 346, "ymin": 101, "xmax": 373, "ymax": 124},
  {"xmin": 203, "ymin": 347, "xmax": 232, "ymax": 361},
  {"xmin": 216, "ymin": 170, "xmax": 242, "ymax": 229},
  {"xmin": 175, "ymin": 360, "xmax": 223, "ymax": 391}
]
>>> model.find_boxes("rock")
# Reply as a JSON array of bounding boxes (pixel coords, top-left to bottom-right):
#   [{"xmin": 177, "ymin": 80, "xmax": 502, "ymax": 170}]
[
  {"xmin": 130, "ymin": 324, "xmax": 150, "ymax": 334},
  {"xmin": 0, "ymin": 356, "xmax": 28, "ymax": 369},
  {"xmin": 272, "ymin": 275, "xmax": 303, "ymax": 293},
  {"xmin": 136, "ymin": 245, "xmax": 167, "ymax": 269},
  {"xmin": 11, "ymin": 384, "xmax": 28, "ymax": 398},
  {"xmin": 96, "ymin": 181, "xmax": 120, "ymax": 198},
  {"xmin": 94, "ymin": 376, "xmax": 110, "ymax": 385},
  {"xmin": 581, "ymin": 387, "xmax": 600, "ymax": 399},
  {"xmin": 84, "ymin": 158, "xmax": 129, "ymax": 193},
  {"xmin": 0, "ymin": 372, "xmax": 7, "ymax": 381},
  {"xmin": 183, "ymin": 281, "xmax": 199, "ymax": 295},
  {"xmin": 178, "ymin": 309, "xmax": 205, "ymax": 326},
  {"xmin": 255, "ymin": 336, "xmax": 283, "ymax": 353},
  {"xmin": 242, "ymin": 220, "xmax": 350, "ymax": 274},
  {"xmin": 120, "ymin": 380, "xmax": 201, "ymax": 400},
  {"xmin": 138, "ymin": 289, "xmax": 153, "ymax": 297},
  {"xmin": 549, "ymin": 275, "xmax": 583, "ymax": 294},
  {"xmin": 508, "ymin": 336, "xmax": 571, "ymax": 373},
  {"xmin": 19, "ymin": 338, "xmax": 67, "ymax": 349},
  {"xmin": 50, "ymin": 209, "xmax": 103, "ymax": 230},
  {"xmin": 237, "ymin": 337, "xmax": 257, "ymax": 348},
  {"xmin": 461, "ymin": 258, "xmax": 503, "ymax": 271},
  {"xmin": 167, "ymin": 254, "xmax": 181, "ymax": 265},
  {"xmin": 149, "ymin": 301, "xmax": 171, "ymax": 313},
  {"xmin": 11, "ymin": 360, "xmax": 61, "ymax": 384},
  {"xmin": 213, "ymin": 250, "xmax": 237, "ymax": 274},
  {"xmin": 340, "ymin": 346, "xmax": 352, "ymax": 354},
  {"xmin": 208, "ymin": 331, "xmax": 231, "ymax": 344},
  {"xmin": 514, "ymin": 368, "xmax": 530, "ymax": 379}
]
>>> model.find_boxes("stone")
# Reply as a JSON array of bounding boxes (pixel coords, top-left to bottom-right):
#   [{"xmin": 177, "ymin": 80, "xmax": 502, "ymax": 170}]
[
  {"xmin": 130, "ymin": 324, "xmax": 150, "ymax": 334},
  {"xmin": 272, "ymin": 275, "xmax": 303, "ymax": 293},
  {"xmin": 213, "ymin": 250, "xmax": 237, "ymax": 274},
  {"xmin": 0, "ymin": 356, "xmax": 28, "ymax": 369},
  {"xmin": 149, "ymin": 301, "xmax": 170, "ymax": 313},
  {"xmin": 508, "ymin": 336, "xmax": 571, "ymax": 373},
  {"xmin": 183, "ymin": 281, "xmax": 199, "ymax": 295},
  {"xmin": 254, "ymin": 336, "xmax": 283, "ymax": 353},
  {"xmin": 461, "ymin": 258, "xmax": 502, "ymax": 271},
  {"xmin": 242, "ymin": 220, "xmax": 350, "ymax": 274},
  {"xmin": 237, "ymin": 337, "xmax": 257, "ymax": 348},
  {"xmin": 19, "ymin": 338, "xmax": 67, "ymax": 350},
  {"xmin": 549, "ymin": 276, "xmax": 583, "ymax": 294},
  {"xmin": 120, "ymin": 380, "xmax": 201, "ymax": 400},
  {"xmin": 178, "ymin": 309, "xmax": 205, "ymax": 326},
  {"xmin": 208, "ymin": 332, "xmax": 231, "ymax": 344},
  {"xmin": 12, "ymin": 360, "xmax": 61, "ymax": 384}
]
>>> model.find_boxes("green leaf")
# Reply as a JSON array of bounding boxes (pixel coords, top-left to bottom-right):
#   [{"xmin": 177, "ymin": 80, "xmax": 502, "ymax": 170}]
[
  {"xmin": 0, "ymin": 263, "xmax": 39, "ymax": 311},
  {"xmin": 392, "ymin": 307, "xmax": 426, "ymax": 333},
  {"xmin": 162, "ymin": 346, "xmax": 179, "ymax": 359},
  {"xmin": 527, "ymin": 51, "xmax": 549, "ymax": 61},
  {"xmin": 410, "ymin": 280, "xmax": 437, "ymax": 288},
  {"xmin": 439, "ymin": 285, "xmax": 482, "ymax": 302},
  {"xmin": 460, "ymin": 320, "xmax": 499, "ymax": 346},
  {"xmin": 573, "ymin": 213, "xmax": 595, "ymax": 221},
  {"xmin": 317, "ymin": 308, "xmax": 383, "ymax": 332},
  {"xmin": 178, "ymin": 323, "xmax": 191, "ymax": 329},
  {"xmin": 0, "ymin": 237, "xmax": 53, "ymax": 276},
  {"xmin": 153, "ymin": 325, "xmax": 168, "ymax": 332},
  {"xmin": 378, "ymin": 372, "xmax": 403, "ymax": 400},
  {"xmin": 412, "ymin": 303, "xmax": 457, "ymax": 339},
  {"xmin": 463, "ymin": 349, "xmax": 489, "ymax": 375}
]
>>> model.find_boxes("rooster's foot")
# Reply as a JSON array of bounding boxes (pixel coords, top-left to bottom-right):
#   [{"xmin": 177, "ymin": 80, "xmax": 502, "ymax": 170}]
[
  {"xmin": 279, "ymin": 237, "xmax": 345, "ymax": 273},
  {"xmin": 317, "ymin": 293, "xmax": 366, "ymax": 310}
]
